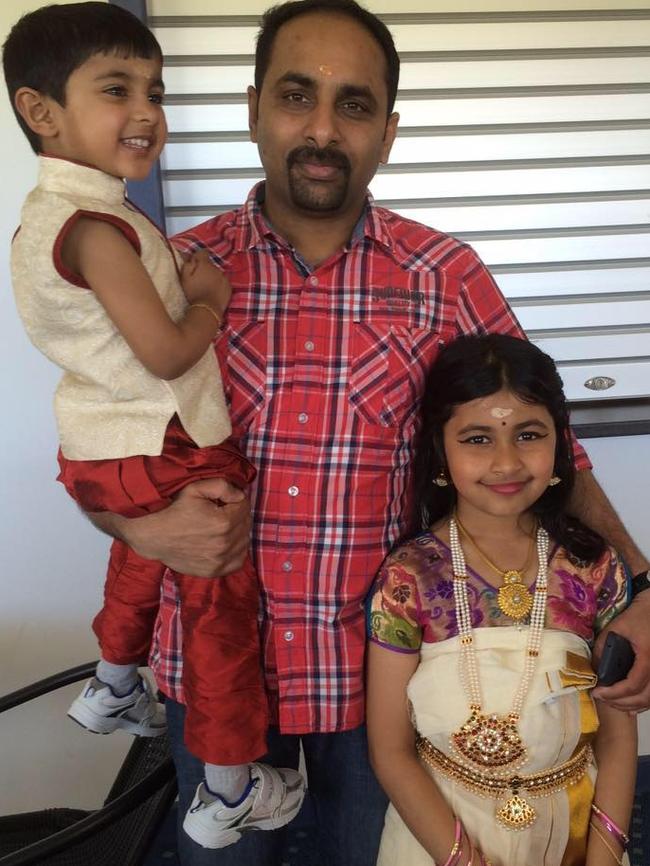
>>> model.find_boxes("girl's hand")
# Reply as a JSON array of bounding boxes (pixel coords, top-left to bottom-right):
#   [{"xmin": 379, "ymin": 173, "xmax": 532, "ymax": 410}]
[{"xmin": 181, "ymin": 250, "xmax": 232, "ymax": 320}]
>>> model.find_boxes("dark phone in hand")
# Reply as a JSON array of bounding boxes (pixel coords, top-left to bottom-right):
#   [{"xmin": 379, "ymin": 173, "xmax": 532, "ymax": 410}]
[{"xmin": 597, "ymin": 632, "xmax": 635, "ymax": 686}]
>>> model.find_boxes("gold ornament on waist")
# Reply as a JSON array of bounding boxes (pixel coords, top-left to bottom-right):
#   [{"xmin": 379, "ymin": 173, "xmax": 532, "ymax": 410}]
[{"xmin": 417, "ymin": 735, "xmax": 593, "ymax": 831}]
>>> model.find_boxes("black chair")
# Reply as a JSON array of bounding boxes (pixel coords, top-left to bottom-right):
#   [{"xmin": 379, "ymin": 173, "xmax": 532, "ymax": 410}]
[{"xmin": 0, "ymin": 662, "xmax": 177, "ymax": 866}]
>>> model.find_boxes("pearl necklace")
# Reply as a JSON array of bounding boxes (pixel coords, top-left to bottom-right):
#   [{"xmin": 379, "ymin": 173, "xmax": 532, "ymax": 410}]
[{"xmin": 448, "ymin": 518, "xmax": 549, "ymax": 778}]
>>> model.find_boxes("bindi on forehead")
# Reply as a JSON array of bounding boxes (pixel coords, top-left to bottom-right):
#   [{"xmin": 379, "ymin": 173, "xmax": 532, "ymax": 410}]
[{"xmin": 318, "ymin": 64, "xmax": 333, "ymax": 76}]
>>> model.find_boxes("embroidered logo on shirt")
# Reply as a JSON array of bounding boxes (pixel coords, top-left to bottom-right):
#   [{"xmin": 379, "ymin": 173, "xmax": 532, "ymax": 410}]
[{"xmin": 372, "ymin": 287, "xmax": 425, "ymax": 305}]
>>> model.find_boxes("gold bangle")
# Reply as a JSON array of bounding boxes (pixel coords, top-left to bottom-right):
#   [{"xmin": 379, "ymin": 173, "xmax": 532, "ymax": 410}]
[
  {"xmin": 589, "ymin": 820, "xmax": 624, "ymax": 865},
  {"xmin": 189, "ymin": 303, "xmax": 221, "ymax": 328}
]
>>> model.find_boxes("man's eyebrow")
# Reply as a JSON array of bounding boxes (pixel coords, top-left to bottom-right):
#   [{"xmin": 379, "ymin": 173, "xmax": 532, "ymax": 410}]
[{"xmin": 274, "ymin": 71, "xmax": 316, "ymax": 90}]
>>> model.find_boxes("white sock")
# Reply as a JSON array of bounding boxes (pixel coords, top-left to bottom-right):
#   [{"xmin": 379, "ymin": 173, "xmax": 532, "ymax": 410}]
[
  {"xmin": 204, "ymin": 763, "xmax": 251, "ymax": 804},
  {"xmin": 96, "ymin": 659, "xmax": 139, "ymax": 697}
]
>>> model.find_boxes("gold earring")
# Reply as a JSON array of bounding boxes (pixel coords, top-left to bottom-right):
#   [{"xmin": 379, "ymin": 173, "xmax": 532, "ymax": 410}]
[
  {"xmin": 548, "ymin": 476, "xmax": 561, "ymax": 487},
  {"xmin": 434, "ymin": 470, "xmax": 449, "ymax": 487}
]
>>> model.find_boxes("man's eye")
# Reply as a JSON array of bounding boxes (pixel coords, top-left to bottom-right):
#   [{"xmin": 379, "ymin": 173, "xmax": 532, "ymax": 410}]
[
  {"xmin": 341, "ymin": 101, "xmax": 366, "ymax": 113},
  {"xmin": 105, "ymin": 85, "xmax": 126, "ymax": 97},
  {"xmin": 284, "ymin": 92, "xmax": 308, "ymax": 104},
  {"xmin": 149, "ymin": 92, "xmax": 164, "ymax": 105}
]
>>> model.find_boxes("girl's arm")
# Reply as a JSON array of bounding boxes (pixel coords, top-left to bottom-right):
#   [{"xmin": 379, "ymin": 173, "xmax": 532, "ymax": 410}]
[
  {"xmin": 62, "ymin": 217, "xmax": 229, "ymax": 380},
  {"xmin": 585, "ymin": 701, "xmax": 637, "ymax": 866},
  {"xmin": 367, "ymin": 641, "xmax": 477, "ymax": 864}
]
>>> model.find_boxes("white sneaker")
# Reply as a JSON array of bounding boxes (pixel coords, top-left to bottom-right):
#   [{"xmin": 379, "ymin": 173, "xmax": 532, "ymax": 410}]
[
  {"xmin": 67, "ymin": 675, "xmax": 166, "ymax": 737},
  {"xmin": 183, "ymin": 762, "xmax": 305, "ymax": 849}
]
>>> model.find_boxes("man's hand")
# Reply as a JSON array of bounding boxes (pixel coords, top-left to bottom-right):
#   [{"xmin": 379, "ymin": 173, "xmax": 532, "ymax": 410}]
[
  {"xmin": 89, "ymin": 477, "xmax": 251, "ymax": 578},
  {"xmin": 592, "ymin": 592, "xmax": 650, "ymax": 713}
]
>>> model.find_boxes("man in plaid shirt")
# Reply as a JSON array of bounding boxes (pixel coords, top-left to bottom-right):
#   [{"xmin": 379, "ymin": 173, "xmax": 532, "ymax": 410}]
[{"xmin": 93, "ymin": 1, "xmax": 649, "ymax": 864}]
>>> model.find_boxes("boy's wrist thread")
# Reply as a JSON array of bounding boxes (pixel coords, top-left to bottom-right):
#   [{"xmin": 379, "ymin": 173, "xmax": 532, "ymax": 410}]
[{"xmin": 189, "ymin": 303, "xmax": 222, "ymax": 329}]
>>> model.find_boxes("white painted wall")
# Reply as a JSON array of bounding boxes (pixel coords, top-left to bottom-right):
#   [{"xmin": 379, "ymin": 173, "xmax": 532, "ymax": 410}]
[{"xmin": 0, "ymin": 0, "xmax": 648, "ymax": 816}]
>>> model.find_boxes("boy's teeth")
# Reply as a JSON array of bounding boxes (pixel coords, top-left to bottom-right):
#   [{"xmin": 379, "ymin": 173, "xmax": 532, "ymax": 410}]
[{"xmin": 122, "ymin": 138, "xmax": 149, "ymax": 148}]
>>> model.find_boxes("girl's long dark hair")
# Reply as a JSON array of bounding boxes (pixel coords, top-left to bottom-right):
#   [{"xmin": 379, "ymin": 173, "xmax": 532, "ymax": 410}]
[{"xmin": 409, "ymin": 334, "xmax": 605, "ymax": 562}]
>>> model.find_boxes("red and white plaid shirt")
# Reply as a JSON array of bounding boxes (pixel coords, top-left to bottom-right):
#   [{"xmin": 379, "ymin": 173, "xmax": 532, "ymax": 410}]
[{"xmin": 150, "ymin": 184, "xmax": 590, "ymax": 734}]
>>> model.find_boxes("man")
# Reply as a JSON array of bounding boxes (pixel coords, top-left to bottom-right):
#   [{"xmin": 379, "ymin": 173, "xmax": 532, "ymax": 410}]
[{"xmin": 93, "ymin": 1, "xmax": 650, "ymax": 864}]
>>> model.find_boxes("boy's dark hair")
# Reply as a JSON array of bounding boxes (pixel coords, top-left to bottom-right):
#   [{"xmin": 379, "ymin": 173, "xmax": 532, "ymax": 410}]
[
  {"xmin": 409, "ymin": 333, "xmax": 605, "ymax": 562},
  {"xmin": 255, "ymin": 0, "xmax": 400, "ymax": 116},
  {"xmin": 2, "ymin": 2, "xmax": 162, "ymax": 154}
]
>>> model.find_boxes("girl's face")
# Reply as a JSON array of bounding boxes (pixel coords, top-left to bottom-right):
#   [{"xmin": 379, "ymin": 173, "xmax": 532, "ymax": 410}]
[{"xmin": 442, "ymin": 387, "xmax": 557, "ymax": 524}]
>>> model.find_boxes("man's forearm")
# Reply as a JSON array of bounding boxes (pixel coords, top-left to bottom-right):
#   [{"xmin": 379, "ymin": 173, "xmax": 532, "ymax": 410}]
[{"xmin": 569, "ymin": 469, "xmax": 648, "ymax": 573}]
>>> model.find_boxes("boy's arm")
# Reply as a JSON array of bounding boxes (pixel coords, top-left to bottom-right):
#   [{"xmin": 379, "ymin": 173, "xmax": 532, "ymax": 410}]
[
  {"xmin": 62, "ymin": 217, "xmax": 228, "ymax": 380},
  {"xmin": 366, "ymin": 642, "xmax": 476, "ymax": 863},
  {"xmin": 585, "ymin": 701, "xmax": 637, "ymax": 866}
]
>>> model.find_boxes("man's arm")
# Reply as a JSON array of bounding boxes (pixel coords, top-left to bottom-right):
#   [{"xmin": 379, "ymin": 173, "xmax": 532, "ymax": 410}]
[
  {"xmin": 569, "ymin": 468, "xmax": 648, "ymax": 573},
  {"xmin": 88, "ymin": 477, "xmax": 251, "ymax": 578},
  {"xmin": 570, "ymin": 468, "xmax": 650, "ymax": 711}
]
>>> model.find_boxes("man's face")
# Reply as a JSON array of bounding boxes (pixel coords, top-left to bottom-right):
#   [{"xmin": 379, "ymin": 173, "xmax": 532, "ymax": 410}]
[{"xmin": 248, "ymin": 12, "xmax": 398, "ymax": 222}]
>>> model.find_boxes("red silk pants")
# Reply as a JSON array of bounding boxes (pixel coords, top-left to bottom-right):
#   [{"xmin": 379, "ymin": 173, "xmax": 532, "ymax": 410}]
[{"xmin": 57, "ymin": 418, "xmax": 268, "ymax": 765}]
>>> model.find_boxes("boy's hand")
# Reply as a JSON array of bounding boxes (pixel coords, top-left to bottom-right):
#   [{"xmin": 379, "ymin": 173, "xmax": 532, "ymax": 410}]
[{"xmin": 181, "ymin": 250, "xmax": 232, "ymax": 320}]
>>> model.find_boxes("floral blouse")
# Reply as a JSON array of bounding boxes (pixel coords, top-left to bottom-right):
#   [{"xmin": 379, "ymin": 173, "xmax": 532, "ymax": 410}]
[{"xmin": 368, "ymin": 532, "xmax": 629, "ymax": 652}]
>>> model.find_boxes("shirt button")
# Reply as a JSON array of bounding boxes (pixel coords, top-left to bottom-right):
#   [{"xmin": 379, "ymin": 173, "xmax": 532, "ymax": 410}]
[
  {"xmin": 283, "ymin": 630, "xmax": 295, "ymax": 642},
  {"xmin": 288, "ymin": 485, "xmax": 299, "ymax": 497},
  {"xmin": 304, "ymin": 340, "xmax": 315, "ymax": 352},
  {"xmin": 309, "ymin": 276, "xmax": 319, "ymax": 286},
  {"xmin": 282, "ymin": 560, "xmax": 293, "ymax": 572},
  {"xmin": 298, "ymin": 412, "xmax": 308, "ymax": 424}
]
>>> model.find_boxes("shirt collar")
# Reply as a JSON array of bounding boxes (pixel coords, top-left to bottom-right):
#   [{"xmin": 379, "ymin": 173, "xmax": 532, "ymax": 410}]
[{"xmin": 237, "ymin": 181, "xmax": 394, "ymax": 257}]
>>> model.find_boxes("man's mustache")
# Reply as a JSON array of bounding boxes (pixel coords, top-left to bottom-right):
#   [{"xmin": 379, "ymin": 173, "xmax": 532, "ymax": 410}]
[{"xmin": 287, "ymin": 146, "xmax": 351, "ymax": 174}]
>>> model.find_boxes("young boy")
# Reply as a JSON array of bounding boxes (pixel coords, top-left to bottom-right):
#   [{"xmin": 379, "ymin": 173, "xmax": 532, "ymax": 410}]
[{"xmin": 2, "ymin": 2, "xmax": 304, "ymax": 849}]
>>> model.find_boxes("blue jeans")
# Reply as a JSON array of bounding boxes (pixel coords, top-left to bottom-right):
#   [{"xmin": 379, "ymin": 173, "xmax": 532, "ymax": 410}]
[{"xmin": 166, "ymin": 698, "xmax": 388, "ymax": 866}]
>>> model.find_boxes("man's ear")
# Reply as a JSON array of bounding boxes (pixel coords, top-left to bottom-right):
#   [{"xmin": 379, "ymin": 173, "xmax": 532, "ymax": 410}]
[
  {"xmin": 13, "ymin": 87, "xmax": 60, "ymax": 141},
  {"xmin": 247, "ymin": 85, "xmax": 259, "ymax": 143},
  {"xmin": 380, "ymin": 111, "xmax": 399, "ymax": 165}
]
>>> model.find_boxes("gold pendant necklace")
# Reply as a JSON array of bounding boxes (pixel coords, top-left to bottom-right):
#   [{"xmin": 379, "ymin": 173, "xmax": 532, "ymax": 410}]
[
  {"xmin": 448, "ymin": 518, "xmax": 549, "ymax": 830},
  {"xmin": 455, "ymin": 516, "xmax": 535, "ymax": 622}
]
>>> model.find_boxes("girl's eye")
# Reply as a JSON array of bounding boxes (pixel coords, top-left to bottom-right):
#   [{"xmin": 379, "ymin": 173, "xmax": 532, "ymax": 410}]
[
  {"xmin": 518, "ymin": 430, "xmax": 546, "ymax": 441},
  {"xmin": 460, "ymin": 435, "xmax": 490, "ymax": 445}
]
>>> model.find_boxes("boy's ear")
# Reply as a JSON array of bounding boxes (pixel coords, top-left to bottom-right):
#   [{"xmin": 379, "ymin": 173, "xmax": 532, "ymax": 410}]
[{"xmin": 13, "ymin": 87, "xmax": 61, "ymax": 141}]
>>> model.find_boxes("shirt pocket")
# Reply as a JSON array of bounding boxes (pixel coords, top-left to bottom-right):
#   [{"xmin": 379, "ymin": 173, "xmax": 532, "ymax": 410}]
[
  {"xmin": 348, "ymin": 323, "xmax": 445, "ymax": 429},
  {"xmin": 216, "ymin": 320, "xmax": 268, "ymax": 433}
]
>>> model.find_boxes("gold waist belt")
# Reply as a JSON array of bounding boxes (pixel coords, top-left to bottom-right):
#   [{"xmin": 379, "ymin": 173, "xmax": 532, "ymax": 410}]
[{"xmin": 416, "ymin": 735, "xmax": 593, "ymax": 831}]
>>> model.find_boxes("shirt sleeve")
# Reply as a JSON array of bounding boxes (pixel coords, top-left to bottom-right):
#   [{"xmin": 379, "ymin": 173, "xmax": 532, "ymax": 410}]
[
  {"xmin": 593, "ymin": 545, "xmax": 631, "ymax": 634},
  {"xmin": 455, "ymin": 243, "xmax": 591, "ymax": 471},
  {"xmin": 367, "ymin": 553, "xmax": 423, "ymax": 653}
]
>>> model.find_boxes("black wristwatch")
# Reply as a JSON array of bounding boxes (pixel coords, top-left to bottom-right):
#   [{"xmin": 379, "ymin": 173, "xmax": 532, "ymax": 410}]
[{"xmin": 632, "ymin": 569, "xmax": 650, "ymax": 597}]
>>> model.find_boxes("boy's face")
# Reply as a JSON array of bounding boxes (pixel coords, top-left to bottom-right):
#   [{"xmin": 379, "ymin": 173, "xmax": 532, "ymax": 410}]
[{"xmin": 42, "ymin": 52, "xmax": 166, "ymax": 180}]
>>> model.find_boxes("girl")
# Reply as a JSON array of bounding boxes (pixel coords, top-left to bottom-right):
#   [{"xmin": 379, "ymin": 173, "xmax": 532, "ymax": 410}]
[{"xmin": 366, "ymin": 334, "xmax": 636, "ymax": 866}]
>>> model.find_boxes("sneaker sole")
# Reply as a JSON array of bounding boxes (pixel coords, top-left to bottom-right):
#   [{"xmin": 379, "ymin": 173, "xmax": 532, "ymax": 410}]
[
  {"xmin": 67, "ymin": 702, "xmax": 166, "ymax": 737},
  {"xmin": 182, "ymin": 780, "xmax": 306, "ymax": 849}
]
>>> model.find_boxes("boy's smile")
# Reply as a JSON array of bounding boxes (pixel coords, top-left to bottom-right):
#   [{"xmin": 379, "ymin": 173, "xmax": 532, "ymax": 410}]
[{"xmin": 41, "ymin": 52, "xmax": 166, "ymax": 181}]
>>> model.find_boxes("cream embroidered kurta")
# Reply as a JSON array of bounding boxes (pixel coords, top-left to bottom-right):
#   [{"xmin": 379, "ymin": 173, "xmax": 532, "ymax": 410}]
[{"xmin": 11, "ymin": 156, "xmax": 230, "ymax": 460}]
